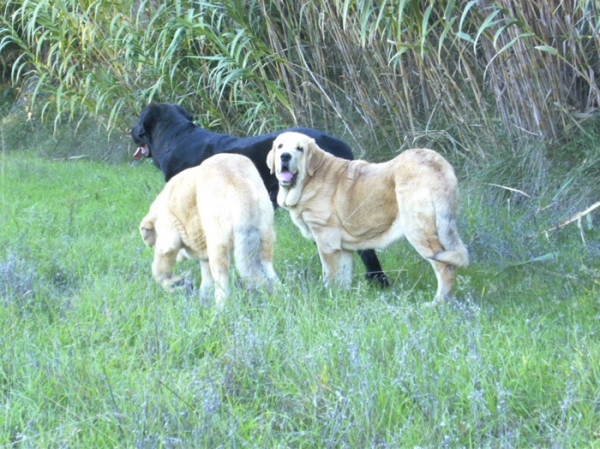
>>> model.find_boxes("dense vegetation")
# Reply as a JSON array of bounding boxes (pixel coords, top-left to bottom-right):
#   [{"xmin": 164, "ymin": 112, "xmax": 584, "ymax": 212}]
[
  {"xmin": 1, "ymin": 0, "xmax": 598, "ymax": 149},
  {"xmin": 1, "ymin": 0, "xmax": 599, "ymax": 198},
  {"xmin": 0, "ymin": 0, "xmax": 599, "ymax": 446}
]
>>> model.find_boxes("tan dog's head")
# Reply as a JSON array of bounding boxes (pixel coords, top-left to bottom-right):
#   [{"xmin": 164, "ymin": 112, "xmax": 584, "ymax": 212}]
[{"xmin": 267, "ymin": 132, "xmax": 324, "ymax": 207}]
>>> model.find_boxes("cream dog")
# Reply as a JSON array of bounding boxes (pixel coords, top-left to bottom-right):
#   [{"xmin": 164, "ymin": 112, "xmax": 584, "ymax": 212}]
[
  {"xmin": 267, "ymin": 132, "xmax": 469, "ymax": 302},
  {"xmin": 140, "ymin": 153, "xmax": 278, "ymax": 308}
]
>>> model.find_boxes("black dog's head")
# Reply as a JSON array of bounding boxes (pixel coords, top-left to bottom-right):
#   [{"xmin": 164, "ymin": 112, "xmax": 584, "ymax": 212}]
[{"xmin": 131, "ymin": 103, "xmax": 194, "ymax": 160}]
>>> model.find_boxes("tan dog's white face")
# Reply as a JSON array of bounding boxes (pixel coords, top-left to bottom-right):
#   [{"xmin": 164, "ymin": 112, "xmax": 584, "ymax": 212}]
[
  {"xmin": 267, "ymin": 132, "xmax": 326, "ymax": 207},
  {"xmin": 267, "ymin": 132, "xmax": 313, "ymax": 189}
]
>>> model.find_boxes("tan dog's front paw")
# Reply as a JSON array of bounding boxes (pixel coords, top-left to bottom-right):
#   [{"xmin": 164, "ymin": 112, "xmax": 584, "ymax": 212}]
[{"xmin": 158, "ymin": 275, "xmax": 193, "ymax": 294}]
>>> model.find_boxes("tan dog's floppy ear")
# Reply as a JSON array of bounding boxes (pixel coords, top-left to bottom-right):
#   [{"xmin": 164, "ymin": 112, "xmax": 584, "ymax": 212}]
[
  {"xmin": 266, "ymin": 147, "xmax": 276, "ymax": 174},
  {"xmin": 307, "ymin": 138, "xmax": 325, "ymax": 177}
]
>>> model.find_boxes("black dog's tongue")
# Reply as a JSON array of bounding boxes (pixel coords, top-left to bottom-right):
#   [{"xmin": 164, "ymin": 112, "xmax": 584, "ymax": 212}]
[{"xmin": 133, "ymin": 145, "xmax": 149, "ymax": 160}]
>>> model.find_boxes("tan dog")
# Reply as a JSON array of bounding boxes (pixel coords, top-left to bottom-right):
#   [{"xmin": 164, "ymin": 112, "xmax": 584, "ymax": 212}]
[
  {"xmin": 267, "ymin": 132, "xmax": 469, "ymax": 302},
  {"xmin": 140, "ymin": 153, "xmax": 278, "ymax": 308}
]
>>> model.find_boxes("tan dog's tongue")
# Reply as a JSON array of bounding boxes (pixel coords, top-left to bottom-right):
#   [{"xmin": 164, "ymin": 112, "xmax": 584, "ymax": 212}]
[{"xmin": 280, "ymin": 171, "xmax": 294, "ymax": 183}]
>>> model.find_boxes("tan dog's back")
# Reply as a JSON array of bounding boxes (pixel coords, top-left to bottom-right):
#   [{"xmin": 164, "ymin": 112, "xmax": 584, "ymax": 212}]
[{"xmin": 305, "ymin": 149, "xmax": 462, "ymax": 254}]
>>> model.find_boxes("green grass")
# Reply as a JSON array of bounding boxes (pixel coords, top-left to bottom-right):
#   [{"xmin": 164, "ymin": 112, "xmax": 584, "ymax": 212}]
[{"xmin": 1, "ymin": 150, "xmax": 599, "ymax": 447}]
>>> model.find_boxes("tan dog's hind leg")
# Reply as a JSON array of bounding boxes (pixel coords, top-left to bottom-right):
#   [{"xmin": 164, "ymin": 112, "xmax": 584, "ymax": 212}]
[
  {"xmin": 206, "ymin": 241, "xmax": 231, "ymax": 310},
  {"xmin": 399, "ymin": 210, "xmax": 450, "ymax": 302},
  {"xmin": 429, "ymin": 260, "xmax": 456, "ymax": 303},
  {"xmin": 404, "ymin": 227, "xmax": 457, "ymax": 303},
  {"xmin": 152, "ymin": 229, "xmax": 184, "ymax": 291},
  {"xmin": 199, "ymin": 259, "xmax": 215, "ymax": 303},
  {"xmin": 260, "ymin": 229, "xmax": 279, "ymax": 288}
]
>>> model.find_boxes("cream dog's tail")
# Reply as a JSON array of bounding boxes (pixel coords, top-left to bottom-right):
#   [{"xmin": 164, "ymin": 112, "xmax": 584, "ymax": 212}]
[
  {"xmin": 233, "ymin": 225, "xmax": 265, "ymax": 279},
  {"xmin": 233, "ymin": 224, "xmax": 277, "ymax": 290}
]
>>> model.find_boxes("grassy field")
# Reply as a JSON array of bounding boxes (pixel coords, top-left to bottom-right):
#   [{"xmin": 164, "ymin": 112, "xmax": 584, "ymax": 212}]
[{"xmin": 0, "ymin": 148, "xmax": 599, "ymax": 447}]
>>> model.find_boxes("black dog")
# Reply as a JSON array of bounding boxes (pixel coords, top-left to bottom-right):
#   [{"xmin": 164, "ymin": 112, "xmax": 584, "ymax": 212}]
[{"xmin": 131, "ymin": 103, "xmax": 389, "ymax": 287}]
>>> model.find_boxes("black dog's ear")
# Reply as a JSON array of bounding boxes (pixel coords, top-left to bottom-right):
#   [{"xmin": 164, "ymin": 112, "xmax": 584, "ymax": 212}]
[
  {"xmin": 136, "ymin": 120, "xmax": 146, "ymax": 138},
  {"xmin": 137, "ymin": 104, "xmax": 159, "ymax": 137},
  {"xmin": 174, "ymin": 104, "xmax": 194, "ymax": 122}
]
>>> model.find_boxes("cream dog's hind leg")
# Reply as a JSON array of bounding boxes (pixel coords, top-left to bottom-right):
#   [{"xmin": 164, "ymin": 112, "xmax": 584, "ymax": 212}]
[
  {"xmin": 199, "ymin": 259, "xmax": 215, "ymax": 303},
  {"xmin": 152, "ymin": 229, "xmax": 185, "ymax": 290},
  {"xmin": 205, "ymin": 240, "xmax": 231, "ymax": 310}
]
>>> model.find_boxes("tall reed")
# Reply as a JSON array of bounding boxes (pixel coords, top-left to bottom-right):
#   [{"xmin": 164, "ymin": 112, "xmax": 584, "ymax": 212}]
[{"xmin": 1, "ymin": 0, "xmax": 598, "ymax": 159}]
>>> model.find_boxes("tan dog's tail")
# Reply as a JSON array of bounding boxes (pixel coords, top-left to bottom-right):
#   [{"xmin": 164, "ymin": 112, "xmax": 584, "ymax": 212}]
[
  {"xmin": 139, "ymin": 213, "xmax": 157, "ymax": 248},
  {"xmin": 431, "ymin": 205, "xmax": 469, "ymax": 268},
  {"xmin": 233, "ymin": 225, "xmax": 274, "ymax": 286}
]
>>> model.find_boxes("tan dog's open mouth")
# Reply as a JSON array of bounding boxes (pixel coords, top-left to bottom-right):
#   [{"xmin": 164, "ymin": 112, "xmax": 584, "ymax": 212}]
[
  {"xmin": 278, "ymin": 169, "xmax": 296, "ymax": 187},
  {"xmin": 133, "ymin": 145, "xmax": 150, "ymax": 160}
]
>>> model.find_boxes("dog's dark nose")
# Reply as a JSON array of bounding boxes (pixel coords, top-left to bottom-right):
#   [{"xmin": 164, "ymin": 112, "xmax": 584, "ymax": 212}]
[{"xmin": 280, "ymin": 152, "xmax": 291, "ymax": 163}]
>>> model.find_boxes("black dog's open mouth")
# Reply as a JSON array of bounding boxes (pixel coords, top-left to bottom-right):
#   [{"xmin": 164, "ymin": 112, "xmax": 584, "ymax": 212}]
[{"xmin": 133, "ymin": 145, "xmax": 150, "ymax": 160}]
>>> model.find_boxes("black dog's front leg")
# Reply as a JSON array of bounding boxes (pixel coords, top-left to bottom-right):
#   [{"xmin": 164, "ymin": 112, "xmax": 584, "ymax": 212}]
[{"xmin": 358, "ymin": 249, "xmax": 389, "ymax": 288}]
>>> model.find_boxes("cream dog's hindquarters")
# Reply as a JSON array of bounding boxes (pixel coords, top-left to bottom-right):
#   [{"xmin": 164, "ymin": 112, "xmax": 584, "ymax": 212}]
[
  {"xmin": 267, "ymin": 131, "xmax": 469, "ymax": 302},
  {"xmin": 140, "ymin": 153, "xmax": 278, "ymax": 308}
]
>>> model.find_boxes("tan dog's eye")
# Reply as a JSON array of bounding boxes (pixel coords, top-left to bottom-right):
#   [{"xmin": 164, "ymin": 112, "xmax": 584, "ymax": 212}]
[
  {"xmin": 296, "ymin": 145, "xmax": 304, "ymax": 153},
  {"xmin": 278, "ymin": 143, "xmax": 283, "ymax": 149}
]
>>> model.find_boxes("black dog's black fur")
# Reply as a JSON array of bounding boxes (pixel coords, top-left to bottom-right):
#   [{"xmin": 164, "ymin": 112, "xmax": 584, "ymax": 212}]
[{"xmin": 131, "ymin": 103, "xmax": 389, "ymax": 287}]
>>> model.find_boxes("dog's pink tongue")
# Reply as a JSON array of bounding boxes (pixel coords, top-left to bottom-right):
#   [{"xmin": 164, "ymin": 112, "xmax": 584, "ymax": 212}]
[
  {"xmin": 280, "ymin": 171, "xmax": 294, "ymax": 183},
  {"xmin": 133, "ymin": 146, "xmax": 147, "ymax": 160}
]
